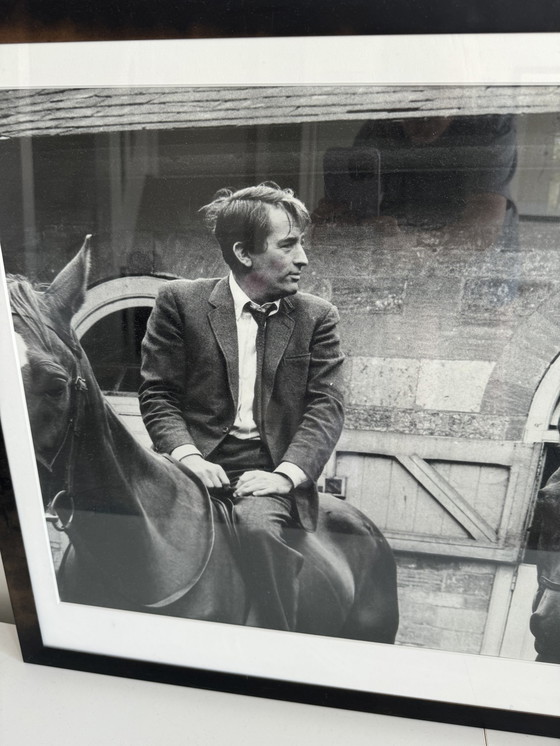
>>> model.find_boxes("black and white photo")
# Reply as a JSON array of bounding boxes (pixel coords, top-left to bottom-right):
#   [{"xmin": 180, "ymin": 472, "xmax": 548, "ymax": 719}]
[{"xmin": 2, "ymin": 35, "xmax": 560, "ymax": 735}]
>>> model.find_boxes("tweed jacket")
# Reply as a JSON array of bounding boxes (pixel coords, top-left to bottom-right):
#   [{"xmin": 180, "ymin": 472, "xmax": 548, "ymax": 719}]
[{"xmin": 138, "ymin": 277, "xmax": 345, "ymax": 531}]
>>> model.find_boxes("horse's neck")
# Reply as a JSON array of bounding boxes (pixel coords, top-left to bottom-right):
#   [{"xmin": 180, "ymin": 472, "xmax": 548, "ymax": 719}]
[
  {"xmin": 63, "ymin": 373, "xmax": 215, "ymax": 607},
  {"xmin": 73, "ymin": 374, "xmax": 178, "ymax": 515}
]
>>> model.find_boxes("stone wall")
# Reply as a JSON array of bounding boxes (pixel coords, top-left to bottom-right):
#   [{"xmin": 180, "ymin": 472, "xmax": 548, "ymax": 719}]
[
  {"xmin": 395, "ymin": 554, "xmax": 495, "ymax": 654},
  {"xmin": 301, "ymin": 222, "xmax": 559, "ymax": 440}
]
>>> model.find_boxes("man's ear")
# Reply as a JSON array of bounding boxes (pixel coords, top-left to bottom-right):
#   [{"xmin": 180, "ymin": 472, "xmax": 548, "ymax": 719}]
[{"xmin": 232, "ymin": 241, "xmax": 253, "ymax": 268}]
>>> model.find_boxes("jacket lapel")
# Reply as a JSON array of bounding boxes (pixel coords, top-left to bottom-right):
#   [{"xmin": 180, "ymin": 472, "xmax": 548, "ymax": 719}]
[
  {"xmin": 207, "ymin": 278, "xmax": 239, "ymax": 408},
  {"xmin": 262, "ymin": 297, "xmax": 295, "ymax": 414}
]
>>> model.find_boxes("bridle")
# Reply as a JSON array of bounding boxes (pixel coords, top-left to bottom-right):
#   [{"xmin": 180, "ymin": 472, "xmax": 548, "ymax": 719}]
[
  {"xmin": 14, "ymin": 312, "xmax": 88, "ymax": 533},
  {"xmin": 43, "ymin": 366, "xmax": 88, "ymax": 532}
]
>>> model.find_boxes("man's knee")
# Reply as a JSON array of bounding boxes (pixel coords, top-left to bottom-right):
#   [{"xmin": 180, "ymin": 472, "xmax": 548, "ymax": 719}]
[{"xmin": 234, "ymin": 495, "xmax": 293, "ymax": 539}]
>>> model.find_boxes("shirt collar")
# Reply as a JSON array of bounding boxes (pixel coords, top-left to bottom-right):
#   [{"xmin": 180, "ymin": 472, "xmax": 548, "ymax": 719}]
[{"xmin": 229, "ymin": 273, "xmax": 280, "ymax": 321}]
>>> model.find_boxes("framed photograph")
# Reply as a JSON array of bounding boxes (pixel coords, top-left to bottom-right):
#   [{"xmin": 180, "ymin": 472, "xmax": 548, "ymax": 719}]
[{"xmin": 2, "ymin": 34, "xmax": 560, "ymax": 737}]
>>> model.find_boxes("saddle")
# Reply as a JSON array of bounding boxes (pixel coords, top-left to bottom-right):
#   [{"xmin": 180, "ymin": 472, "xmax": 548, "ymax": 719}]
[
  {"xmin": 164, "ymin": 455, "xmax": 353, "ymax": 623},
  {"xmin": 210, "ymin": 489, "xmax": 240, "ymax": 545}
]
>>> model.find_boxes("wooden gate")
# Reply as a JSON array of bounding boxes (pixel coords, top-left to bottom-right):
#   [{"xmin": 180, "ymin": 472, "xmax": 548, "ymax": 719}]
[{"xmin": 322, "ymin": 429, "xmax": 543, "ymax": 655}]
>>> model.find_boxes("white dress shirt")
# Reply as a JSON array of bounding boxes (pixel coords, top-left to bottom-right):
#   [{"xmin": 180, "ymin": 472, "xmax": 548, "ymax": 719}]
[{"xmin": 171, "ymin": 273, "xmax": 307, "ymax": 489}]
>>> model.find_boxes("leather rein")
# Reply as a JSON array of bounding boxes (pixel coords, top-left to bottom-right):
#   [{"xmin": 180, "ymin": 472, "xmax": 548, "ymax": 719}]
[{"xmin": 14, "ymin": 312, "xmax": 88, "ymax": 533}]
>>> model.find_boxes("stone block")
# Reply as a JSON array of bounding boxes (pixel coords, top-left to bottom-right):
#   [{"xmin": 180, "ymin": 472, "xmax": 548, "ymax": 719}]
[
  {"xmin": 404, "ymin": 589, "xmax": 488, "ymax": 611},
  {"xmin": 347, "ymin": 356, "xmax": 420, "ymax": 408},
  {"xmin": 519, "ymin": 223, "xmax": 560, "ymax": 260},
  {"xmin": 344, "ymin": 404, "xmax": 513, "ymax": 439},
  {"xmin": 521, "ymin": 247, "xmax": 560, "ymax": 278},
  {"xmin": 395, "ymin": 557, "xmax": 445, "ymax": 592},
  {"xmin": 443, "ymin": 412, "xmax": 509, "ymax": 440},
  {"xmin": 480, "ymin": 314, "xmax": 560, "ymax": 418},
  {"xmin": 461, "ymin": 278, "xmax": 555, "ymax": 318},
  {"xmin": 399, "ymin": 600, "xmax": 439, "ymax": 627},
  {"xmin": 443, "ymin": 571, "xmax": 494, "ymax": 596},
  {"xmin": 435, "ymin": 607, "xmax": 487, "ymax": 634},
  {"xmin": 339, "ymin": 313, "xmax": 411, "ymax": 359},
  {"xmin": 504, "ymin": 416, "xmax": 529, "ymax": 440},
  {"xmin": 340, "ymin": 302, "xmax": 510, "ymax": 361},
  {"xmin": 482, "ymin": 379, "xmax": 540, "ymax": 417},
  {"xmin": 395, "ymin": 622, "xmax": 443, "ymax": 649},
  {"xmin": 508, "ymin": 318, "xmax": 560, "ymax": 396},
  {"xmin": 429, "ymin": 322, "xmax": 513, "ymax": 364},
  {"xmin": 344, "ymin": 406, "xmax": 393, "ymax": 431},
  {"xmin": 395, "ymin": 572, "xmax": 444, "ymax": 595},
  {"xmin": 416, "ymin": 359, "xmax": 495, "ymax": 413},
  {"xmin": 461, "ymin": 278, "xmax": 517, "ymax": 315},
  {"xmin": 454, "ymin": 246, "xmax": 524, "ymax": 279},
  {"xmin": 437, "ymin": 629, "xmax": 483, "ymax": 655},
  {"xmin": 331, "ymin": 277, "xmax": 407, "ymax": 314}
]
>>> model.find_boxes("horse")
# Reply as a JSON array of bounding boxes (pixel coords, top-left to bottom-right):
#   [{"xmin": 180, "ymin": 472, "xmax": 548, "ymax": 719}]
[
  {"xmin": 9, "ymin": 236, "xmax": 399, "ymax": 642},
  {"xmin": 530, "ymin": 466, "xmax": 560, "ymax": 662}
]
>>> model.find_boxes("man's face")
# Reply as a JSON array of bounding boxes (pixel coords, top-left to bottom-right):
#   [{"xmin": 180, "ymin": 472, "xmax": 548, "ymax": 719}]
[{"xmin": 246, "ymin": 206, "xmax": 308, "ymax": 303}]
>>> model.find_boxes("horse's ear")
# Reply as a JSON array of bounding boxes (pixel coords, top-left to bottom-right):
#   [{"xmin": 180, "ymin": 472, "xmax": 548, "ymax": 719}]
[{"xmin": 44, "ymin": 235, "xmax": 92, "ymax": 323}]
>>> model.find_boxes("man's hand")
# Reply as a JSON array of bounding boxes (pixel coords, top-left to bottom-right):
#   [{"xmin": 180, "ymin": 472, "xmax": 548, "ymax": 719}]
[
  {"xmin": 234, "ymin": 471, "xmax": 293, "ymax": 497},
  {"xmin": 180, "ymin": 454, "xmax": 230, "ymax": 489}
]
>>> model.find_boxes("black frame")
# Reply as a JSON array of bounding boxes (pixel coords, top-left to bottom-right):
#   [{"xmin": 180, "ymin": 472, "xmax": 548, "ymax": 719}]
[
  {"xmin": 1, "ymin": 0, "xmax": 560, "ymax": 42},
  {"xmin": 2, "ymin": 25, "xmax": 560, "ymax": 738}
]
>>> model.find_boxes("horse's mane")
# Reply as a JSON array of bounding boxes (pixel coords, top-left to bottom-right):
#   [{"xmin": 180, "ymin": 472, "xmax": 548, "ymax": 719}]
[{"xmin": 7, "ymin": 275, "xmax": 54, "ymax": 353}]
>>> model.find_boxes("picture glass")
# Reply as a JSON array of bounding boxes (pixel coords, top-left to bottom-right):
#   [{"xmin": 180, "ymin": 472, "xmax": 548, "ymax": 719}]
[{"xmin": 2, "ymin": 37, "xmax": 560, "ymax": 723}]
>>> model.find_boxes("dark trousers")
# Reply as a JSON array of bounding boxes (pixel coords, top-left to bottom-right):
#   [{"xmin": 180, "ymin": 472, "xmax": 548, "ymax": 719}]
[{"xmin": 211, "ymin": 436, "xmax": 303, "ymax": 631}]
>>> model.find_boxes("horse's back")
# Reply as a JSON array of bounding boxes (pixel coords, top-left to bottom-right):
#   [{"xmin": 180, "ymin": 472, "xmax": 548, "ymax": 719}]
[
  {"xmin": 295, "ymin": 495, "xmax": 398, "ymax": 641},
  {"xmin": 57, "ymin": 493, "xmax": 398, "ymax": 643},
  {"xmin": 58, "ymin": 503, "xmax": 248, "ymax": 624}
]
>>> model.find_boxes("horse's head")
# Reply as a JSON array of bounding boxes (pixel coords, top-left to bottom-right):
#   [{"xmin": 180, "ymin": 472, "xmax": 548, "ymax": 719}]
[
  {"xmin": 9, "ymin": 236, "xmax": 91, "ymax": 471},
  {"xmin": 530, "ymin": 472, "xmax": 560, "ymax": 662}
]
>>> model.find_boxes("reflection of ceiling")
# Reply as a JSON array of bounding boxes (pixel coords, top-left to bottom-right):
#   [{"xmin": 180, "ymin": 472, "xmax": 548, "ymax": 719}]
[{"xmin": 1, "ymin": 86, "xmax": 559, "ymax": 138}]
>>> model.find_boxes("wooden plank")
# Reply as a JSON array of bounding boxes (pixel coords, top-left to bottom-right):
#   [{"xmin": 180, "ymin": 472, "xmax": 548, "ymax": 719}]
[
  {"xmin": 499, "ymin": 442, "xmax": 544, "ymax": 546},
  {"xmin": 399, "ymin": 458, "xmax": 466, "ymax": 539},
  {"xmin": 337, "ymin": 429, "xmax": 516, "ymax": 465},
  {"xmin": 360, "ymin": 453, "xmax": 392, "ymax": 528},
  {"xmin": 499, "ymin": 564, "xmax": 539, "ymax": 661},
  {"xmin": 431, "ymin": 460, "xmax": 508, "ymax": 532},
  {"xmin": 387, "ymin": 536, "xmax": 520, "ymax": 562},
  {"xmin": 395, "ymin": 454, "xmax": 498, "ymax": 543},
  {"xmin": 385, "ymin": 457, "xmax": 417, "ymax": 534},
  {"xmin": 480, "ymin": 565, "xmax": 517, "ymax": 656},
  {"xmin": 335, "ymin": 453, "xmax": 365, "ymax": 511},
  {"xmin": 470, "ymin": 463, "xmax": 509, "ymax": 529},
  {"xmin": 420, "ymin": 460, "xmax": 455, "ymax": 537}
]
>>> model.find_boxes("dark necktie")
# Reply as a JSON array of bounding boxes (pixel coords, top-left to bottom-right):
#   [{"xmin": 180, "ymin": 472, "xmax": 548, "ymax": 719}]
[{"xmin": 246, "ymin": 302, "xmax": 275, "ymax": 438}]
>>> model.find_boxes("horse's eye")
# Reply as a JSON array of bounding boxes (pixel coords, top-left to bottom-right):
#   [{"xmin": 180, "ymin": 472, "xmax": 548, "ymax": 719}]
[{"xmin": 44, "ymin": 380, "xmax": 67, "ymax": 399}]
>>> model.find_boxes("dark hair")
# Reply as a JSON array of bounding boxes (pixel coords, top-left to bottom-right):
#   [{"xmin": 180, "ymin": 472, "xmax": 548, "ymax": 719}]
[{"xmin": 200, "ymin": 182, "xmax": 310, "ymax": 270}]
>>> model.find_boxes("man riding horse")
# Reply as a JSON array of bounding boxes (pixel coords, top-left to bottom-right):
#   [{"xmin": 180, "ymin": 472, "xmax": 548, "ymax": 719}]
[{"xmin": 138, "ymin": 183, "xmax": 345, "ymax": 631}]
